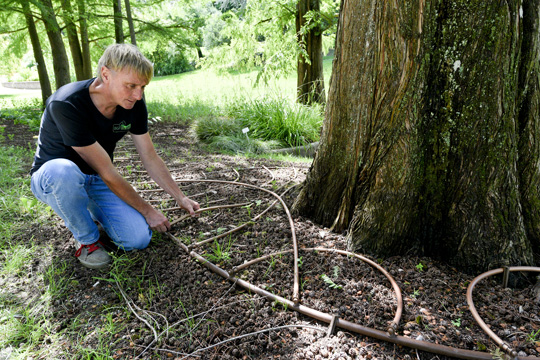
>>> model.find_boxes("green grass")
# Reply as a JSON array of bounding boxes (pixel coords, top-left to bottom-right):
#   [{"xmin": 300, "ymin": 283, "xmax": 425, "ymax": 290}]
[
  {"xmin": 0, "ymin": 97, "xmax": 42, "ymax": 131},
  {"xmin": 0, "ymin": 146, "xmax": 48, "ymax": 246}
]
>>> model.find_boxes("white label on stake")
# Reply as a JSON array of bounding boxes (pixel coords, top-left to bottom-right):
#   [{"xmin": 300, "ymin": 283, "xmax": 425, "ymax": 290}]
[{"xmin": 242, "ymin": 127, "xmax": 250, "ymax": 134}]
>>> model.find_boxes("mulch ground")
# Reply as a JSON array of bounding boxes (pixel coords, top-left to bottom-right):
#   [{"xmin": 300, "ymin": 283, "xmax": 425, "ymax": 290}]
[{"xmin": 1, "ymin": 117, "xmax": 540, "ymax": 360}]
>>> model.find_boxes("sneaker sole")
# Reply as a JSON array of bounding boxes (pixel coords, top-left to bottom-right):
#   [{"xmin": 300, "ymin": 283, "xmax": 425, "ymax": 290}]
[{"xmin": 77, "ymin": 258, "xmax": 111, "ymax": 270}]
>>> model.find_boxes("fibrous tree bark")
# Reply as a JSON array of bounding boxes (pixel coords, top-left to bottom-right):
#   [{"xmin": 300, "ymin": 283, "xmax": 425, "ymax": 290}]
[
  {"xmin": 517, "ymin": 0, "xmax": 540, "ymax": 259},
  {"xmin": 20, "ymin": 0, "xmax": 52, "ymax": 105},
  {"xmin": 293, "ymin": 0, "xmax": 539, "ymax": 272},
  {"xmin": 296, "ymin": 0, "xmax": 325, "ymax": 105}
]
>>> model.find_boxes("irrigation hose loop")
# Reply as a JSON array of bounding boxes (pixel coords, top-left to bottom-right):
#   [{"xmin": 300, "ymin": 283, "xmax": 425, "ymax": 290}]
[{"xmin": 466, "ymin": 266, "xmax": 540, "ymax": 359}]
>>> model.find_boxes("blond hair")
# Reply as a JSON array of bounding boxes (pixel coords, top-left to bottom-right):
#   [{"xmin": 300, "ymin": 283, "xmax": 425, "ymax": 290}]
[{"xmin": 96, "ymin": 43, "xmax": 153, "ymax": 82}]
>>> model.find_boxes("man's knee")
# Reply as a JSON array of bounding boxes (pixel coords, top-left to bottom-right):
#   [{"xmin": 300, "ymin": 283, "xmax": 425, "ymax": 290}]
[
  {"xmin": 40, "ymin": 159, "xmax": 84, "ymax": 189},
  {"xmin": 129, "ymin": 230, "xmax": 152, "ymax": 250}
]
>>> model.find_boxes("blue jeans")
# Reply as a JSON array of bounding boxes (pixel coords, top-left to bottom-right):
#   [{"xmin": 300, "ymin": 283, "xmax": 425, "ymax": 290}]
[{"xmin": 31, "ymin": 158, "xmax": 152, "ymax": 250}]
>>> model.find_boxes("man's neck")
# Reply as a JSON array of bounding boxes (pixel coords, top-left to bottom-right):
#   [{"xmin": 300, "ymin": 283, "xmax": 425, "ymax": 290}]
[{"xmin": 89, "ymin": 78, "xmax": 116, "ymax": 120}]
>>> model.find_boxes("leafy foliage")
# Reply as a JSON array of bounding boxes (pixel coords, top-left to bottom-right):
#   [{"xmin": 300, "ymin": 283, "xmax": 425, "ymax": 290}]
[
  {"xmin": 147, "ymin": 41, "xmax": 194, "ymax": 76},
  {"xmin": 199, "ymin": 0, "xmax": 338, "ymax": 84}
]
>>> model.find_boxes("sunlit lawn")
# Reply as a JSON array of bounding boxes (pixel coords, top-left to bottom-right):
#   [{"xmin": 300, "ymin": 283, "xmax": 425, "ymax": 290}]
[{"xmin": 145, "ymin": 56, "xmax": 333, "ymax": 106}]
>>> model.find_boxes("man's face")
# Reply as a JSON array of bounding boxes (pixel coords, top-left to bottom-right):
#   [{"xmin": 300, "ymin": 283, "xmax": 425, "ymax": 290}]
[{"xmin": 105, "ymin": 67, "xmax": 149, "ymax": 109}]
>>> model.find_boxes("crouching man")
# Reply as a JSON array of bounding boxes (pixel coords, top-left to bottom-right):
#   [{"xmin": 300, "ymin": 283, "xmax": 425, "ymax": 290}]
[{"xmin": 30, "ymin": 43, "xmax": 199, "ymax": 269}]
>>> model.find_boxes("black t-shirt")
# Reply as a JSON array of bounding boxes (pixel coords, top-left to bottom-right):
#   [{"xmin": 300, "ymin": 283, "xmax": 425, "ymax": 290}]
[{"xmin": 31, "ymin": 78, "xmax": 148, "ymax": 175}]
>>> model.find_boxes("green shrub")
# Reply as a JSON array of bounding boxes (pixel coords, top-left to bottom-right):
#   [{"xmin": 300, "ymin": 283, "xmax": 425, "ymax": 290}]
[{"xmin": 146, "ymin": 42, "xmax": 194, "ymax": 76}]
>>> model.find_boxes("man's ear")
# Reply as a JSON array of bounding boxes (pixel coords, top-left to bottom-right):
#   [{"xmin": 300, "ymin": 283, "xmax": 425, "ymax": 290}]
[{"xmin": 101, "ymin": 66, "xmax": 111, "ymax": 82}]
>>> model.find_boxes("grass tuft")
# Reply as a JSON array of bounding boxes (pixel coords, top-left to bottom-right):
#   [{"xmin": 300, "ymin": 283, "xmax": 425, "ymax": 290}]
[
  {"xmin": 193, "ymin": 94, "xmax": 323, "ymax": 154},
  {"xmin": 226, "ymin": 95, "xmax": 323, "ymax": 148}
]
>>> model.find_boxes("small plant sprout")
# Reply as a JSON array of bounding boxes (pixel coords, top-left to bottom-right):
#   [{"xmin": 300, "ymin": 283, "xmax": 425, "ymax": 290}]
[
  {"xmin": 203, "ymin": 238, "xmax": 233, "ymax": 264},
  {"xmin": 451, "ymin": 318, "xmax": 461, "ymax": 327},
  {"xmin": 242, "ymin": 203, "xmax": 253, "ymax": 217},
  {"xmin": 19, "ymin": 197, "xmax": 38, "ymax": 214},
  {"xmin": 242, "ymin": 200, "xmax": 261, "ymax": 218},
  {"xmin": 527, "ymin": 328, "xmax": 540, "ymax": 343},
  {"xmin": 332, "ymin": 265, "xmax": 340, "ymax": 278},
  {"xmin": 416, "ymin": 262, "xmax": 425, "ymax": 272},
  {"xmin": 411, "ymin": 288, "xmax": 420, "ymax": 299},
  {"xmin": 320, "ymin": 274, "xmax": 342, "ymax": 289}
]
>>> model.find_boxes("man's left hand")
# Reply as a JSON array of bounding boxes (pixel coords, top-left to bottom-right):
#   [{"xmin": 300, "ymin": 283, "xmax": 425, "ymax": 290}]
[{"xmin": 177, "ymin": 196, "xmax": 200, "ymax": 217}]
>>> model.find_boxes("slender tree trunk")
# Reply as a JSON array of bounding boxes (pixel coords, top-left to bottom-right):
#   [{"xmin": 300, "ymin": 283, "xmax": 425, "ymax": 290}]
[
  {"xmin": 77, "ymin": 0, "xmax": 93, "ymax": 79},
  {"xmin": 296, "ymin": 0, "xmax": 325, "ymax": 105},
  {"xmin": 124, "ymin": 0, "xmax": 136, "ymax": 45},
  {"xmin": 113, "ymin": 0, "xmax": 124, "ymax": 43},
  {"xmin": 293, "ymin": 0, "xmax": 538, "ymax": 272},
  {"xmin": 60, "ymin": 0, "xmax": 85, "ymax": 80},
  {"xmin": 33, "ymin": 0, "xmax": 71, "ymax": 89},
  {"xmin": 21, "ymin": 0, "xmax": 52, "ymax": 106}
]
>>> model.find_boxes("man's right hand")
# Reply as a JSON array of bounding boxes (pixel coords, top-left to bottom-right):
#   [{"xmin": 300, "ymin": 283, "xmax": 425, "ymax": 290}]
[{"xmin": 143, "ymin": 207, "xmax": 171, "ymax": 233}]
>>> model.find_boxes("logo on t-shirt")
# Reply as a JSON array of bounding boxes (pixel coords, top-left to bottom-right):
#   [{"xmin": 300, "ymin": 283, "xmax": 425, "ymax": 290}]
[{"xmin": 113, "ymin": 121, "xmax": 131, "ymax": 133}]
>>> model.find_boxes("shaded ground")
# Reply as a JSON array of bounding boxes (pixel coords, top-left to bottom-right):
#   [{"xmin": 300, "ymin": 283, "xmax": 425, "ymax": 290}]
[{"xmin": 2, "ymin": 118, "xmax": 540, "ymax": 359}]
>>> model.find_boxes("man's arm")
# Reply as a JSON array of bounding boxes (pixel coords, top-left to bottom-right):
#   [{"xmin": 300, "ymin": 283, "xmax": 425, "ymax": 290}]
[
  {"xmin": 131, "ymin": 132, "xmax": 200, "ymax": 216},
  {"xmin": 73, "ymin": 142, "xmax": 172, "ymax": 233}
]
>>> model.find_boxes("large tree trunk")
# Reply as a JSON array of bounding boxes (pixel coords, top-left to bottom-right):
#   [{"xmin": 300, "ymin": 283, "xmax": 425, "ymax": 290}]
[
  {"xmin": 124, "ymin": 0, "xmax": 136, "ymax": 45},
  {"xmin": 113, "ymin": 0, "xmax": 124, "ymax": 43},
  {"xmin": 296, "ymin": 0, "xmax": 325, "ymax": 105},
  {"xmin": 517, "ymin": 0, "xmax": 540, "ymax": 259},
  {"xmin": 21, "ymin": 0, "xmax": 52, "ymax": 106},
  {"xmin": 34, "ymin": 0, "xmax": 71, "ymax": 89},
  {"xmin": 77, "ymin": 0, "xmax": 93, "ymax": 79},
  {"xmin": 293, "ymin": 0, "xmax": 538, "ymax": 272},
  {"xmin": 60, "ymin": 0, "xmax": 85, "ymax": 80}
]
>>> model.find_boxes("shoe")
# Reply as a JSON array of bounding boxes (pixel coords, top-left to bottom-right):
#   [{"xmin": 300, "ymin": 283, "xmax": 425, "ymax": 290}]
[{"xmin": 75, "ymin": 240, "xmax": 111, "ymax": 269}]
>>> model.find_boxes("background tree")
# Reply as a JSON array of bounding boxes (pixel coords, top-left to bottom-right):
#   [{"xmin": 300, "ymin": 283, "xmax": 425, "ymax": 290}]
[
  {"xmin": 113, "ymin": 0, "xmax": 124, "ymax": 43},
  {"xmin": 32, "ymin": 0, "xmax": 71, "ymax": 89},
  {"xmin": 124, "ymin": 0, "xmax": 136, "ymax": 45},
  {"xmin": 60, "ymin": 0, "xmax": 85, "ymax": 80},
  {"xmin": 76, "ymin": 0, "xmax": 92, "ymax": 78},
  {"xmin": 296, "ymin": 0, "xmax": 324, "ymax": 105},
  {"xmin": 20, "ymin": 0, "xmax": 52, "ymax": 104},
  {"xmin": 293, "ymin": 0, "xmax": 539, "ymax": 272}
]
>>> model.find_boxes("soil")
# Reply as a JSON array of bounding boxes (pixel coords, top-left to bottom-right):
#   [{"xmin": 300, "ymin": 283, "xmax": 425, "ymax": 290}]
[{"xmin": 2, "ymin": 117, "xmax": 540, "ymax": 360}]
